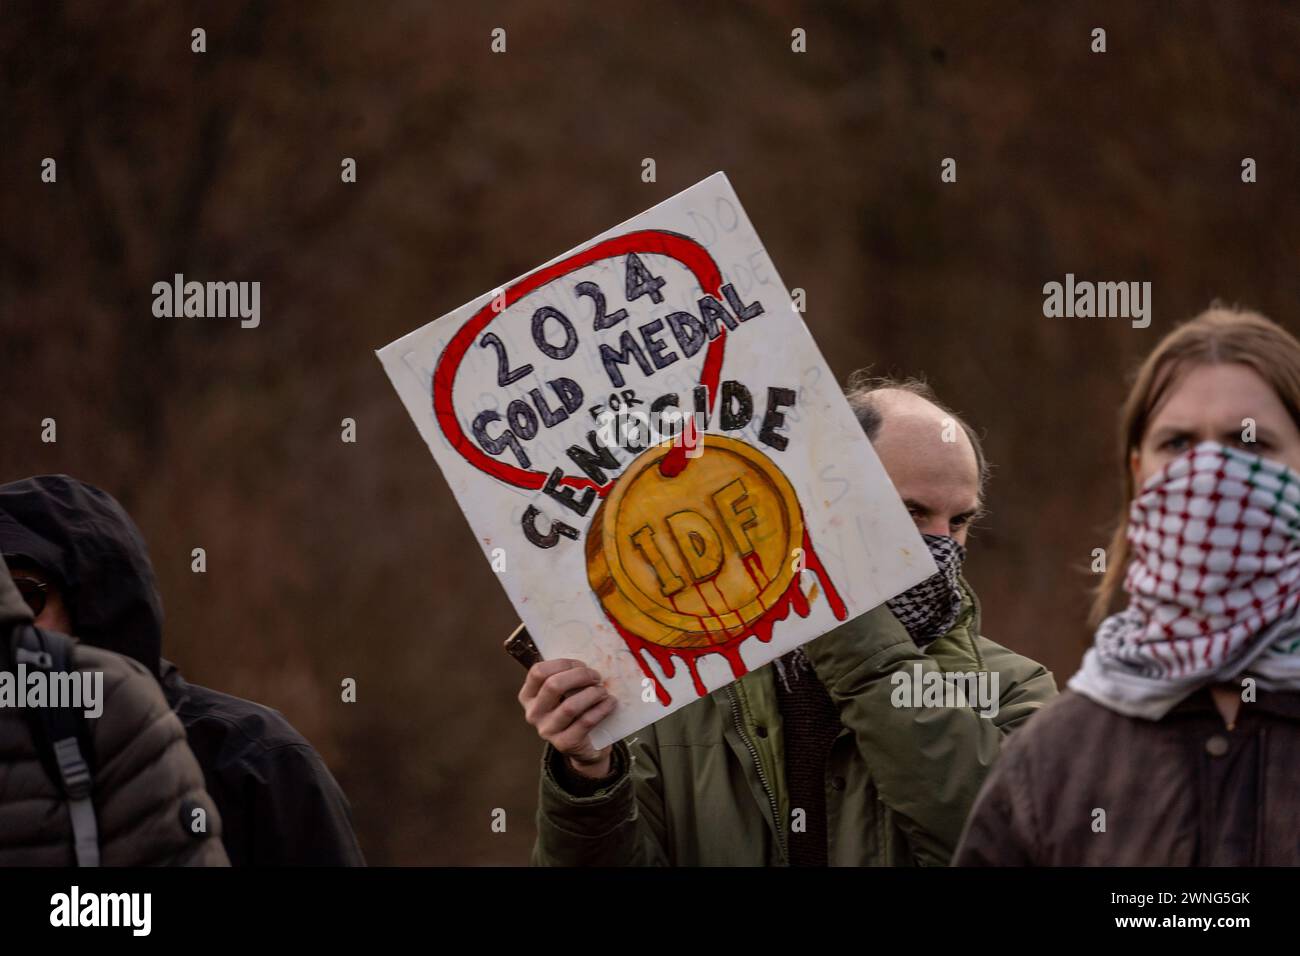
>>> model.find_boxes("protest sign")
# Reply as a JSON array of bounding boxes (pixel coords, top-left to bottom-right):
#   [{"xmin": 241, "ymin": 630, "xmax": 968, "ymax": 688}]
[{"xmin": 378, "ymin": 172, "xmax": 934, "ymax": 747}]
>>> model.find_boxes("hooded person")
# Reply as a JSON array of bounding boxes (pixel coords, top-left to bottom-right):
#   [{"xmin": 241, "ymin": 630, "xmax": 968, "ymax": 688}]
[
  {"xmin": 0, "ymin": 555, "xmax": 229, "ymax": 866},
  {"xmin": 522, "ymin": 375, "xmax": 1058, "ymax": 866},
  {"xmin": 0, "ymin": 475, "xmax": 365, "ymax": 866}
]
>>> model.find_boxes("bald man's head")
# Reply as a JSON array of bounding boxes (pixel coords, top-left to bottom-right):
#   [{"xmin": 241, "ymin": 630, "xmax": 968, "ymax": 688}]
[{"xmin": 846, "ymin": 376, "xmax": 986, "ymax": 546}]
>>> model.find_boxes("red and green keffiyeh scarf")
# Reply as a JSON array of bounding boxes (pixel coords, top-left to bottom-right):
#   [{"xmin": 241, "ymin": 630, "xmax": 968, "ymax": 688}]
[{"xmin": 1070, "ymin": 441, "xmax": 1300, "ymax": 718}]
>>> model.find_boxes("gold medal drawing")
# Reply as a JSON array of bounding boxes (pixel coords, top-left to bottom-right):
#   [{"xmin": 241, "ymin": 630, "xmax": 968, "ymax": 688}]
[{"xmin": 586, "ymin": 435, "xmax": 804, "ymax": 647}]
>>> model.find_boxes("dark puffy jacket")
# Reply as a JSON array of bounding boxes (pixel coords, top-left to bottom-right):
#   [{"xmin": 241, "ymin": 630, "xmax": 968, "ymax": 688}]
[
  {"xmin": 0, "ymin": 558, "xmax": 229, "ymax": 866},
  {"xmin": 0, "ymin": 475, "xmax": 364, "ymax": 866},
  {"xmin": 954, "ymin": 688, "xmax": 1300, "ymax": 865}
]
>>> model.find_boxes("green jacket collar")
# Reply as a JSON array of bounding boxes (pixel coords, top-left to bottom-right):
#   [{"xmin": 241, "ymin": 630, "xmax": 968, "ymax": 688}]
[{"xmin": 930, "ymin": 575, "xmax": 986, "ymax": 671}]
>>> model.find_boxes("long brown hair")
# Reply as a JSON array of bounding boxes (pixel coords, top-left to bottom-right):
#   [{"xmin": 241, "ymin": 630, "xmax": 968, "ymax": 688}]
[{"xmin": 1090, "ymin": 304, "xmax": 1300, "ymax": 626}]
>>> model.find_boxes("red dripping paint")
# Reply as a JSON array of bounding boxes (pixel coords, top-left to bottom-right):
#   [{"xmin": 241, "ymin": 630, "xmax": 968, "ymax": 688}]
[
  {"xmin": 800, "ymin": 529, "xmax": 847, "ymax": 619},
  {"xmin": 659, "ymin": 342, "xmax": 724, "ymax": 479},
  {"xmin": 741, "ymin": 552, "xmax": 769, "ymax": 595},
  {"xmin": 668, "ymin": 590, "xmax": 721, "ymax": 646},
  {"xmin": 612, "ymin": 523, "xmax": 850, "ymax": 707},
  {"xmin": 658, "ymin": 422, "xmax": 692, "ymax": 479},
  {"xmin": 692, "ymin": 583, "xmax": 729, "ymax": 637},
  {"xmin": 710, "ymin": 579, "xmax": 736, "ymax": 617},
  {"xmin": 788, "ymin": 577, "xmax": 810, "ymax": 618}
]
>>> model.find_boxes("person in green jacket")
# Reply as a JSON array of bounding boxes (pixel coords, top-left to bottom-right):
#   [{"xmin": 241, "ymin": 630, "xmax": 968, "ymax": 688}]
[{"xmin": 520, "ymin": 375, "xmax": 1057, "ymax": 866}]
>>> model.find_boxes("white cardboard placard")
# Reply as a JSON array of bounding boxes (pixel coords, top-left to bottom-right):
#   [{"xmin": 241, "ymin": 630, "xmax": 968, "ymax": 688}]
[{"xmin": 378, "ymin": 172, "xmax": 933, "ymax": 747}]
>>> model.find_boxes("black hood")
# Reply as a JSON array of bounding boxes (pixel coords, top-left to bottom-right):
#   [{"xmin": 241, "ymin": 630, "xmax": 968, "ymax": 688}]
[
  {"xmin": 0, "ymin": 475, "xmax": 163, "ymax": 676},
  {"xmin": 0, "ymin": 557, "xmax": 35, "ymax": 638}
]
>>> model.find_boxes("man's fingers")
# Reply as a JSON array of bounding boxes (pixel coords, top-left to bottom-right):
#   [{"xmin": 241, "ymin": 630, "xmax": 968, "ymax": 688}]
[
  {"xmin": 537, "ymin": 683, "xmax": 609, "ymax": 739},
  {"xmin": 519, "ymin": 658, "xmax": 582, "ymax": 705},
  {"xmin": 550, "ymin": 694, "xmax": 617, "ymax": 754},
  {"xmin": 527, "ymin": 666, "xmax": 603, "ymax": 722}
]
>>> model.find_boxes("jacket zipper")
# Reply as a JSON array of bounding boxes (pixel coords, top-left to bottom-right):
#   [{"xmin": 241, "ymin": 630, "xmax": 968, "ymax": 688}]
[{"xmin": 727, "ymin": 684, "xmax": 787, "ymax": 862}]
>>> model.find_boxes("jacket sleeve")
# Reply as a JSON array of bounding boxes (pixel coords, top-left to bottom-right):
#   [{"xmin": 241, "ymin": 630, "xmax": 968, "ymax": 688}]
[
  {"xmin": 801, "ymin": 603, "xmax": 1055, "ymax": 866},
  {"xmin": 245, "ymin": 743, "xmax": 366, "ymax": 865},
  {"xmin": 531, "ymin": 725, "xmax": 670, "ymax": 866},
  {"xmin": 953, "ymin": 724, "xmax": 1042, "ymax": 865},
  {"xmin": 84, "ymin": 646, "xmax": 230, "ymax": 866},
  {"xmin": 975, "ymin": 637, "xmax": 1057, "ymax": 733}
]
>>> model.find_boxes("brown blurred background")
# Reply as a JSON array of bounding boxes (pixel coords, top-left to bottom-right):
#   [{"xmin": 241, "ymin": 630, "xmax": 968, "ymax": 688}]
[{"xmin": 2, "ymin": 1, "xmax": 1298, "ymax": 863}]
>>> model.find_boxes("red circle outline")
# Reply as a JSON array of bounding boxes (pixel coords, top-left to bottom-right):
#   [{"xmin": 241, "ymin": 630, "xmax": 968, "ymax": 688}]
[{"xmin": 431, "ymin": 229, "xmax": 728, "ymax": 496}]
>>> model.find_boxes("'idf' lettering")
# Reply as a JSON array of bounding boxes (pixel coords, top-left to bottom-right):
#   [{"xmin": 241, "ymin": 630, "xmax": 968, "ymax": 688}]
[{"xmin": 631, "ymin": 478, "xmax": 762, "ymax": 592}]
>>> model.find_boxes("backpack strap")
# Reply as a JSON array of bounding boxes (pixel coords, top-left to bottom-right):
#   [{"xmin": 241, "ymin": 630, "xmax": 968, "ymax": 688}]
[{"xmin": 14, "ymin": 625, "xmax": 100, "ymax": 867}]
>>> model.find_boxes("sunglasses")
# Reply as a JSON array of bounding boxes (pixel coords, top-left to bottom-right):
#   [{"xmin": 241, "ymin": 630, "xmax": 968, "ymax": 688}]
[{"xmin": 12, "ymin": 576, "xmax": 49, "ymax": 617}]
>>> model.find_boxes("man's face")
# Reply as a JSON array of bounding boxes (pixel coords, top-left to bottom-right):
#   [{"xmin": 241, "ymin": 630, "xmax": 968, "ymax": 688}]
[
  {"xmin": 6, "ymin": 563, "xmax": 73, "ymax": 634},
  {"xmin": 869, "ymin": 391, "xmax": 983, "ymax": 547}
]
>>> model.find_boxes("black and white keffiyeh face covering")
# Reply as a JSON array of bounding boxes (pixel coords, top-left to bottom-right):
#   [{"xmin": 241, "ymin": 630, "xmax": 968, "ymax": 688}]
[
  {"xmin": 886, "ymin": 533, "xmax": 968, "ymax": 647},
  {"xmin": 773, "ymin": 533, "xmax": 968, "ymax": 690}
]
